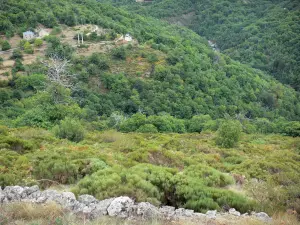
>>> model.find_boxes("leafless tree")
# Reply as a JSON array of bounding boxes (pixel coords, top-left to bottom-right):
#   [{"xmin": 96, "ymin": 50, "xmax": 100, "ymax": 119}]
[{"xmin": 41, "ymin": 54, "xmax": 76, "ymax": 89}]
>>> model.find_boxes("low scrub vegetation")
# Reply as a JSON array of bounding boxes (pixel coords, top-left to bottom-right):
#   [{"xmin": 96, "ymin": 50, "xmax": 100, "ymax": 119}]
[{"xmin": 1, "ymin": 127, "xmax": 300, "ymax": 216}]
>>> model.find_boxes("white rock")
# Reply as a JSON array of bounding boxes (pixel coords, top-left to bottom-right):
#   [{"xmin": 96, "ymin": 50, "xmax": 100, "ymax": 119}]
[
  {"xmin": 206, "ymin": 210, "xmax": 217, "ymax": 219},
  {"xmin": 159, "ymin": 206, "xmax": 176, "ymax": 219},
  {"xmin": 255, "ymin": 212, "xmax": 272, "ymax": 222},
  {"xmin": 136, "ymin": 202, "xmax": 161, "ymax": 219},
  {"xmin": 78, "ymin": 194, "xmax": 98, "ymax": 205},
  {"xmin": 107, "ymin": 196, "xmax": 134, "ymax": 218},
  {"xmin": 90, "ymin": 198, "xmax": 115, "ymax": 218},
  {"xmin": 229, "ymin": 208, "xmax": 241, "ymax": 216}
]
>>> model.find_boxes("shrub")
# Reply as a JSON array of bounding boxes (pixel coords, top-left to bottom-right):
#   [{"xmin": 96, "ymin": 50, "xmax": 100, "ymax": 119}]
[
  {"xmin": 119, "ymin": 113, "xmax": 147, "ymax": 132},
  {"xmin": 1, "ymin": 40, "xmax": 11, "ymax": 51},
  {"xmin": 53, "ymin": 118, "xmax": 85, "ymax": 142},
  {"xmin": 34, "ymin": 38, "xmax": 43, "ymax": 47},
  {"xmin": 10, "ymin": 49, "xmax": 23, "ymax": 60},
  {"xmin": 24, "ymin": 41, "xmax": 34, "ymax": 54},
  {"xmin": 112, "ymin": 46, "xmax": 127, "ymax": 60},
  {"xmin": 216, "ymin": 120, "xmax": 242, "ymax": 148},
  {"xmin": 187, "ymin": 115, "xmax": 213, "ymax": 133},
  {"xmin": 137, "ymin": 124, "xmax": 158, "ymax": 133},
  {"xmin": 283, "ymin": 121, "xmax": 300, "ymax": 137}
]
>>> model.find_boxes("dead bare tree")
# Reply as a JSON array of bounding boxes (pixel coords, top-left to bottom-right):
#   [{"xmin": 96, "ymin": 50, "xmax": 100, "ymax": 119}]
[
  {"xmin": 42, "ymin": 54, "xmax": 75, "ymax": 89},
  {"xmin": 41, "ymin": 54, "xmax": 79, "ymax": 104}
]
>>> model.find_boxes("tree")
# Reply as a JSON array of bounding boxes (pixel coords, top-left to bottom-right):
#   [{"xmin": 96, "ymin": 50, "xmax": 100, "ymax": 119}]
[
  {"xmin": 216, "ymin": 120, "xmax": 242, "ymax": 148},
  {"xmin": 42, "ymin": 54, "xmax": 74, "ymax": 88},
  {"xmin": 1, "ymin": 40, "xmax": 11, "ymax": 51}
]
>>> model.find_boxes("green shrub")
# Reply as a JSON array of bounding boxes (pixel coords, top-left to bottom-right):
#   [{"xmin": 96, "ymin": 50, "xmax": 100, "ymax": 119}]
[
  {"xmin": 10, "ymin": 49, "xmax": 23, "ymax": 60},
  {"xmin": 187, "ymin": 115, "xmax": 213, "ymax": 133},
  {"xmin": 34, "ymin": 38, "xmax": 43, "ymax": 47},
  {"xmin": 24, "ymin": 41, "xmax": 34, "ymax": 54},
  {"xmin": 283, "ymin": 121, "xmax": 300, "ymax": 137},
  {"xmin": 53, "ymin": 117, "xmax": 85, "ymax": 142},
  {"xmin": 112, "ymin": 46, "xmax": 127, "ymax": 60},
  {"xmin": 1, "ymin": 40, "xmax": 11, "ymax": 51},
  {"xmin": 216, "ymin": 120, "xmax": 242, "ymax": 148},
  {"xmin": 137, "ymin": 124, "xmax": 158, "ymax": 133},
  {"xmin": 120, "ymin": 113, "xmax": 147, "ymax": 132}
]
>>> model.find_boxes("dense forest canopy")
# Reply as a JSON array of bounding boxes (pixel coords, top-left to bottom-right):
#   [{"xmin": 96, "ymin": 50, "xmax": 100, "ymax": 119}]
[{"xmin": 97, "ymin": 0, "xmax": 300, "ymax": 90}]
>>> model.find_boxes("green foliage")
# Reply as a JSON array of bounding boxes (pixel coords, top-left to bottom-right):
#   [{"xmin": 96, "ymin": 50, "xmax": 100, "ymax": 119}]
[
  {"xmin": 53, "ymin": 117, "xmax": 85, "ymax": 142},
  {"xmin": 105, "ymin": 0, "xmax": 300, "ymax": 90},
  {"xmin": 15, "ymin": 74, "xmax": 46, "ymax": 91},
  {"xmin": 187, "ymin": 115, "xmax": 213, "ymax": 133},
  {"xmin": 216, "ymin": 120, "xmax": 242, "ymax": 148},
  {"xmin": 10, "ymin": 49, "xmax": 23, "ymax": 60},
  {"xmin": 34, "ymin": 39, "xmax": 43, "ymax": 47},
  {"xmin": 12, "ymin": 59, "xmax": 25, "ymax": 72},
  {"xmin": 24, "ymin": 41, "xmax": 34, "ymax": 54},
  {"xmin": 112, "ymin": 46, "xmax": 127, "ymax": 60},
  {"xmin": 1, "ymin": 40, "xmax": 11, "ymax": 51},
  {"xmin": 283, "ymin": 121, "xmax": 300, "ymax": 137},
  {"xmin": 73, "ymin": 163, "xmax": 253, "ymax": 212},
  {"xmin": 137, "ymin": 124, "xmax": 158, "ymax": 133},
  {"xmin": 50, "ymin": 26, "xmax": 62, "ymax": 35}
]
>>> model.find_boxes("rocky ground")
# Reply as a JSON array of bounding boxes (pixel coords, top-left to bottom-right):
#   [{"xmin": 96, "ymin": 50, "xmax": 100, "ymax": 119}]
[{"xmin": 0, "ymin": 186, "xmax": 273, "ymax": 225}]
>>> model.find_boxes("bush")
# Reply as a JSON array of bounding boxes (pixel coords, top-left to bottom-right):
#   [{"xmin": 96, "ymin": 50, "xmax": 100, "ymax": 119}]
[
  {"xmin": 1, "ymin": 40, "xmax": 11, "ymax": 51},
  {"xmin": 34, "ymin": 38, "xmax": 43, "ymax": 47},
  {"xmin": 120, "ymin": 113, "xmax": 147, "ymax": 132},
  {"xmin": 53, "ymin": 118, "xmax": 85, "ymax": 142},
  {"xmin": 216, "ymin": 120, "xmax": 242, "ymax": 148},
  {"xmin": 283, "ymin": 121, "xmax": 300, "ymax": 137},
  {"xmin": 187, "ymin": 115, "xmax": 213, "ymax": 132},
  {"xmin": 112, "ymin": 46, "xmax": 127, "ymax": 60},
  {"xmin": 10, "ymin": 49, "xmax": 23, "ymax": 60},
  {"xmin": 24, "ymin": 41, "xmax": 34, "ymax": 54},
  {"xmin": 137, "ymin": 124, "xmax": 158, "ymax": 133}
]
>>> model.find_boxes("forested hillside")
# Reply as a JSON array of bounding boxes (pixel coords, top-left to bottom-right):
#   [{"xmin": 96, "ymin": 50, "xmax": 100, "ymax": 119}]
[
  {"xmin": 97, "ymin": 0, "xmax": 300, "ymax": 90},
  {"xmin": 1, "ymin": 0, "xmax": 300, "ymax": 131}
]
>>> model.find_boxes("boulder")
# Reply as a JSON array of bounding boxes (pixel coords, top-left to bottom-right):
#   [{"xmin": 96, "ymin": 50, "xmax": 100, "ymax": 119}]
[
  {"xmin": 78, "ymin": 194, "xmax": 98, "ymax": 205},
  {"xmin": 255, "ymin": 212, "xmax": 272, "ymax": 222},
  {"xmin": 107, "ymin": 196, "xmax": 134, "ymax": 218},
  {"xmin": 136, "ymin": 202, "xmax": 161, "ymax": 219},
  {"xmin": 229, "ymin": 208, "xmax": 241, "ymax": 216},
  {"xmin": 175, "ymin": 208, "xmax": 194, "ymax": 218},
  {"xmin": 159, "ymin": 206, "xmax": 176, "ymax": 220},
  {"xmin": 21, "ymin": 185, "xmax": 39, "ymax": 198},
  {"xmin": 90, "ymin": 198, "xmax": 115, "ymax": 218},
  {"xmin": 206, "ymin": 210, "xmax": 217, "ymax": 219},
  {"xmin": 3, "ymin": 186, "xmax": 24, "ymax": 201}
]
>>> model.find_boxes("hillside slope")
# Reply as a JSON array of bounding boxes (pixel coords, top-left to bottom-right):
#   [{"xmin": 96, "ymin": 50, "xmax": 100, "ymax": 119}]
[
  {"xmin": 1, "ymin": 0, "xmax": 300, "ymax": 128},
  {"xmin": 97, "ymin": 0, "xmax": 300, "ymax": 90}
]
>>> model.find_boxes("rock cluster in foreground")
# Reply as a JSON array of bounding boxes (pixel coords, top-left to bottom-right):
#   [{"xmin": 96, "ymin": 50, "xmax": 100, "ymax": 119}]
[{"xmin": 0, "ymin": 186, "xmax": 271, "ymax": 223}]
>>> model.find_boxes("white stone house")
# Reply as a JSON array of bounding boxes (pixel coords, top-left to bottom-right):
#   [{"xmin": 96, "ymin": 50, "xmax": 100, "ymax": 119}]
[{"xmin": 23, "ymin": 31, "xmax": 35, "ymax": 40}]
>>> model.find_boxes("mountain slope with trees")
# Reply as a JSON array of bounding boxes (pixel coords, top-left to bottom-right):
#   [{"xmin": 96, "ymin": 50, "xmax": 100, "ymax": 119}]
[
  {"xmin": 1, "ymin": 0, "xmax": 300, "ymax": 129},
  {"xmin": 97, "ymin": 0, "xmax": 300, "ymax": 90}
]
